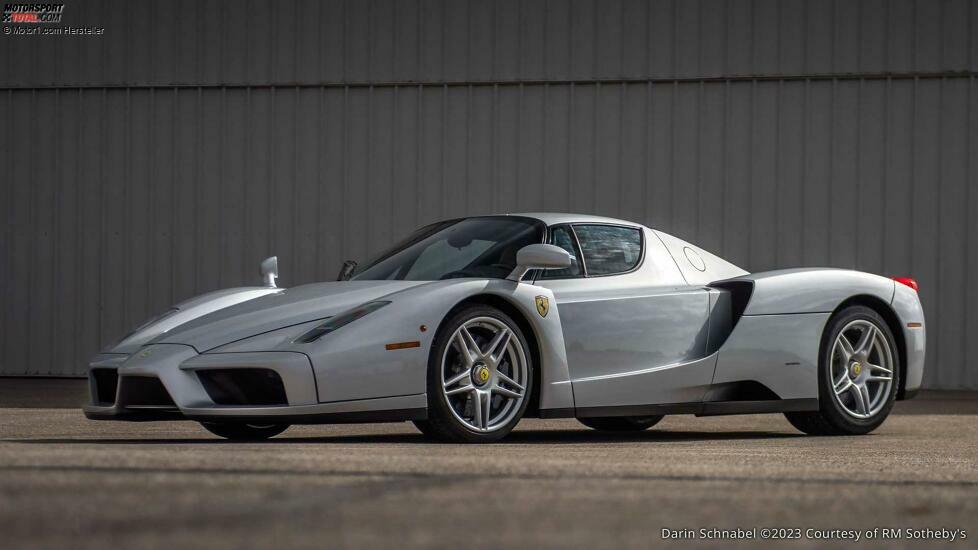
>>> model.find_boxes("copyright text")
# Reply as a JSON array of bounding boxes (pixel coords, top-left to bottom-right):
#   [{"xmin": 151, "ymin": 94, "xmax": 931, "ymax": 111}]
[{"xmin": 661, "ymin": 527, "xmax": 968, "ymax": 542}]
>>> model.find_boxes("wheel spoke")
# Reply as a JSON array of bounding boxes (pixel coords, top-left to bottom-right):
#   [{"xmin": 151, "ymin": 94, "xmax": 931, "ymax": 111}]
[
  {"xmin": 866, "ymin": 363, "xmax": 893, "ymax": 382},
  {"xmin": 444, "ymin": 370, "xmax": 469, "ymax": 389},
  {"xmin": 469, "ymin": 389, "xmax": 482, "ymax": 428},
  {"xmin": 480, "ymin": 391, "xmax": 492, "ymax": 429},
  {"xmin": 836, "ymin": 334, "xmax": 855, "ymax": 362},
  {"xmin": 445, "ymin": 370, "xmax": 474, "ymax": 397},
  {"xmin": 834, "ymin": 376, "xmax": 852, "ymax": 395},
  {"xmin": 492, "ymin": 385, "xmax": 522, "ymax": 399},
  {"xmin": 832, "ymin": 365, "xmax": 849, "ymax": 387},
  {"xmin": 495, "ymin": 369, "xmax": 525, "ymax": 392},
  {"xmin": 446, "ymin": 384, "xmax": 474, "ymax": 396},
  {"xmin": 853, "ymin": 324, "xmax": 876, "ymax": 357},
  {"xmin": 484, "ymin": 328, "xmax": 512, "ymax": 365},
  {"xmin": 849, "ymin": 383, "xmax": 869, "ymax": 415},
  {"xmin": 470, "ymin": 389, "xmax": 491, "ymax": 430},
  {"xmin": 859, "ymin": 384, "xmax": 873, "ymax": 413},
  {"xmin": 866, "ymin": 362, "xmax": 892, "ymax": 374},
  {"xmin": 454, "ymin": 329, "xmax": 479, "ymax": 367}
]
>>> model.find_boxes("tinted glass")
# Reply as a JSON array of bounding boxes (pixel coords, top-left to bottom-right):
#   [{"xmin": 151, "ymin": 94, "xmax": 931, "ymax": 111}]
[
  {"xmin": 352, "ymin": 217, "xmax": 544, "ymax": 281},
  {"xmin": 537, "ymin": 225, "xmax": 583, "ymax": 279},
  {"xmin": 574, "ymin": 225, "xmax": 642, "ymax": 275}
]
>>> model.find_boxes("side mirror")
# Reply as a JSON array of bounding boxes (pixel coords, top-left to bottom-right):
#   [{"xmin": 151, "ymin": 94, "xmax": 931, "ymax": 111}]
[
  {"xmin": 337, "ymin": 259, "xmax": 358, "ymax": 281},
  {"xmin": 507, "ymin": 244, "xmax": 572, "ymax": 282},
  {"xmin": 260, "ymin": 256, "xmax": 279, "ymax": 287}
]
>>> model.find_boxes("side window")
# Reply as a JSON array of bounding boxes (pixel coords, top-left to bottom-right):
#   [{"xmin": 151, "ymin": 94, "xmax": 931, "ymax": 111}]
[
  {"xmin": 574, "ymin": 224, "xmax": 643, "ymax": 276},
  {"xmin": 537, "ymin": 225, "xmax": 583, "ymax": 279}
]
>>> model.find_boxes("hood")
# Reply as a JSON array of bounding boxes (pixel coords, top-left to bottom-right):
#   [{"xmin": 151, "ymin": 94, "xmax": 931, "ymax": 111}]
[
  {"xmin": 107, "ymin": 286, "xmax": 282, "ymax": 354},
  {"xmin": 154, "ymin": 280, "xmax": 428, "ymax": 352}
]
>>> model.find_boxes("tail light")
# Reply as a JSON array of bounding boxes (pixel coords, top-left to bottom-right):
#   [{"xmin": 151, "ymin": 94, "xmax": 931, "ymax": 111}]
[{"xmin": 892, "ymin": 276, "xmax": 918, "ymax": 292}]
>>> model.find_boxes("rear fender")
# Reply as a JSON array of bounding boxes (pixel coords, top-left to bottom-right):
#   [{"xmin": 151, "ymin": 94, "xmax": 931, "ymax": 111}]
[
  {"xmin": 722, "ymin": 268, "xmax": 895, "ymax": 316},
  {"xmin": 708, "ymin": 268, "xmax": 898, "ymax": 400}
]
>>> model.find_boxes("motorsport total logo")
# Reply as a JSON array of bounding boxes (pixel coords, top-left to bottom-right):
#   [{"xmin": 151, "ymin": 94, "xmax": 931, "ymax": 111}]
[{"xmin": 2, "ymin": 3, "xmax": 64, "ymax": 23}]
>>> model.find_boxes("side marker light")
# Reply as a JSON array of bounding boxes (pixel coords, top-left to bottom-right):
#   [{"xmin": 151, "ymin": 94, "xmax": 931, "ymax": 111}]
[{"xmin": 385, "ymin": 341, "xmax": 421, "ymax": 351}]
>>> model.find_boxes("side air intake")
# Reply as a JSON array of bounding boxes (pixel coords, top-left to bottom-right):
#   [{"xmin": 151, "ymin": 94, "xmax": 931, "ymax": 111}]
[
  {"xmin": 197, "ymin": 369, "xmax": 288, "ymax": 406},
  {"xmin": 705, "ymin": 279, "xmax": 755, "ymax": 354},
  {"xmin": 710, "ymin": 280, "xmax": 754, "ymax": 324}
]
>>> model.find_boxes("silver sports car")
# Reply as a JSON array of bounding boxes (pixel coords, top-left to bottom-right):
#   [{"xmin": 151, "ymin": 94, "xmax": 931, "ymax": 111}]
[{"xmin": 84, "ymin": 213, "xmax": 925, "ymax": 442}]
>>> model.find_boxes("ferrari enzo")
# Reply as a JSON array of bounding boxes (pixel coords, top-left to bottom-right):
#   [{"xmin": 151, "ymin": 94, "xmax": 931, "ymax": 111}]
[{"xmin": 84, "ymin": 213, "xmax": 925, "ymax": 442}]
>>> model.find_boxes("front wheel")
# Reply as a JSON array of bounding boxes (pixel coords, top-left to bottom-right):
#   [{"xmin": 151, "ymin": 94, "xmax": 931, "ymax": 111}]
[
  {"xmin": 415, "ymin": 304, "xmax": 533, "ymax": 443},
  {"xmin": 785, "ymin": 305, "xmax": 900, "ymax": 435},
  {"xmin": 200, "ymin": 422, "xmax": 289, "ymax": 441}
]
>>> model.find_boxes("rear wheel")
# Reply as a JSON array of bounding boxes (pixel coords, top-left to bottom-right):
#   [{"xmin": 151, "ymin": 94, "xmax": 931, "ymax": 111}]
[
  {"xmin": 578, "ymin": 416, "xmax": 663, "ymax": 432},
  {"xmin": 200, "ymin": 422, "xmax": 289, "ymax": 441},
  {"xmin": 785, "ymin": 305, "xmax": 899, "ymax": 435},
  {"xmin": 414, "ymin": 305, "xmax": 533, "ymax": 443}
]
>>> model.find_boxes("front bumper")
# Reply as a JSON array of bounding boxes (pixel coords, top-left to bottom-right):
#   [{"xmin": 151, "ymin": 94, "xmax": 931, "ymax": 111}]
[
  {"xmin": 84, "ymin": 344, "xmax": 316, "ymax": 420},
  {"xmin": 83, "ymin": 344, "xmax": 426, "ymax": 423}
]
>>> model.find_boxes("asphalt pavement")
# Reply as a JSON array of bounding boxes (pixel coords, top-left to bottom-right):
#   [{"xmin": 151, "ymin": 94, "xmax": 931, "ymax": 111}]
[{"xmin": 0, "ymin": 399, "xmax": 976, "ymax": 549}]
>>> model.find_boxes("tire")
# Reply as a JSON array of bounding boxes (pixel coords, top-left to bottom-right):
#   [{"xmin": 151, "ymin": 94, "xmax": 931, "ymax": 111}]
[
  {"xmin": 416, "ymin": 304, "xmax": 533, "ymax": 443},
  {"xmin": 785, "ymin": 305, "xmax": 900, "ymax": 435},
  {"xmin": 578, "ymin": 415, "xmax": 663, "ymax": 432},
  {"xmin": 200, "ymin": 422, "xmax": 289, "ymax": 441}
]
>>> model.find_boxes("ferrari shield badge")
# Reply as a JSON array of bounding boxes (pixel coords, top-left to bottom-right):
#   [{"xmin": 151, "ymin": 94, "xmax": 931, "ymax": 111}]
[{"xmin": 535, "ymin": 296, "xmax": 549, "ymax": 318}]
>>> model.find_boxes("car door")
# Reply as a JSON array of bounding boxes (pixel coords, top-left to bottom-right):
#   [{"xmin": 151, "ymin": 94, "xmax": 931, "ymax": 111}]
[{"xmin": 534, "ymin": 224, "xmax": 715, "ymax": 410}]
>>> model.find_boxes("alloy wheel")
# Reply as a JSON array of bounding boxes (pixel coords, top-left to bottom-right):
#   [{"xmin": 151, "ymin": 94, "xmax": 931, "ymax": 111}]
[
  {"xmin": 829, "ymin": 319, "xmax": 894, "ymax": 419},
  {"xmin": 440, "ymin": 316, "xmax": 529, "ymax": 433}
]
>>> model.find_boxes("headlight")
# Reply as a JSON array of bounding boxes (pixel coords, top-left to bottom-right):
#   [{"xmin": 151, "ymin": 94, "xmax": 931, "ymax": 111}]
[{"xmin": 294, "ymin": 301, "xmax": 391, "ymax": 343}]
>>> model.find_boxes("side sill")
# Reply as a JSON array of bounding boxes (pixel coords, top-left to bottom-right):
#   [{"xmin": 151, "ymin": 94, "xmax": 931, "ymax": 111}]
[
  {"xmin": 576, "ymin": 402, "xmax": 700, "ymax": 418},
  {"xmin": 697, "ymin": 398, "xmax": 818, "ymax": 416},
  {"xmin": 575, "ymin": 398, "xmax": 818, "ymax": 419},
  {"xmin": 538, "ymin": 407, "xmax": 575, "ymax": 419}
]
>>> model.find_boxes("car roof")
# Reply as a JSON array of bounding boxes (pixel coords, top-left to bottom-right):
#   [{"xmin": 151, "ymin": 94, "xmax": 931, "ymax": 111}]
[{"xmin": 504, "ymin": 212, "xmax": 644, "ymax": 227}]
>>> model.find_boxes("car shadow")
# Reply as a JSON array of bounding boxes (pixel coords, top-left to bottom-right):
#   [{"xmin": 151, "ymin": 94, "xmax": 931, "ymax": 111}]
[{"xmin": 4, "ymin": 429, "xmax": 804, "ymax": 445}]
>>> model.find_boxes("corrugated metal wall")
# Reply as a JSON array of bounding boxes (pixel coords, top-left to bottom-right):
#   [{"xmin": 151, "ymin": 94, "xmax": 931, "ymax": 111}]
[
  {"xmin": 4, "ymin": 0, "xmax": 978, "ymax": 86},
  {"xmin": 1, "ymin": 0, "xmax": 976, "ymax": 389}
]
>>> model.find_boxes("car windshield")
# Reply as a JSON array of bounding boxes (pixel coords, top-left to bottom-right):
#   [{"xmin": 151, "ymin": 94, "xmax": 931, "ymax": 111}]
[{"xmin": 352, "ymin": 217, "xmax": 545, "ymax": 281}]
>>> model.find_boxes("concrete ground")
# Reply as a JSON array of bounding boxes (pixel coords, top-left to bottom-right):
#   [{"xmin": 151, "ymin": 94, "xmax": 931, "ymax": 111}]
[{"xmin": 0, "ymin": 400, "xmax": 976, "ymax": 549}]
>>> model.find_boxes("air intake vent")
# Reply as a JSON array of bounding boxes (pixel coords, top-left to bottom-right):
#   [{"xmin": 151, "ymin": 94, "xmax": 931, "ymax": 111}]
[
  {"xmin": 116, "ymin": 376, "xmax": 177, "ymax": 408},
  {"xmin": 91, "ymin": 368, "xmax": 119, "ymax": 406},
  {"xmin": 197, "ymin": 369, "xmax": 288, "ymax": 406}
]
